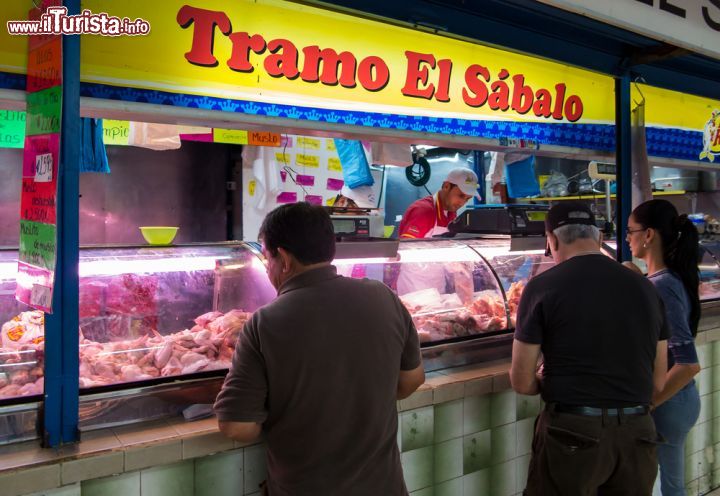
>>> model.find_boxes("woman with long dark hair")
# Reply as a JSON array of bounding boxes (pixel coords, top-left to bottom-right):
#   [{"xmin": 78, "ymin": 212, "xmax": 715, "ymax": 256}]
[{"xmin": 624, "ymin": 199, "xmax": 701, "ymax": 496}]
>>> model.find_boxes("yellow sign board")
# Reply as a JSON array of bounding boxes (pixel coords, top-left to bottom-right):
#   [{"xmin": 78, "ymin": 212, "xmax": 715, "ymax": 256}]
[
  {"xmin": 213, "ymin": 128, "xmax": 248, "ymax": 145},
  {"xmin": 27, "ymin": 0, "xmax": 614, "ymax": 124},
  {"xmin": 296, "ymin": 154, "xmax": 319, "ymax": 168},
  {"xmin": 275, "ymin": 152, "xmax": 291, "ymax": 164},
  {"xmin": 102, "ymin": 119, "xmax": 130, "ymax": 145},
  {"xmin": 328, "ymin": 157, "xmax": 342, "ymax": 172},
  {"xmin": 2, "ymin": 1, "xmax": 717, "ymax": 138},
  {"xmin": 297, "ymin": 137, "xmax": 321, "ymax": 150}
]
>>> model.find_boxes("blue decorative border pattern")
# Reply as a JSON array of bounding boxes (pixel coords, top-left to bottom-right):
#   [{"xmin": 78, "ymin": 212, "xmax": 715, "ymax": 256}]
[
  {"xmin": 78, "ymin": 82, "xmax": 617, "ymax": 151},
  {"xmin": 0, "ymin": 72, "xmax": 26, "ymax": 91},
  {"xmin": 1, "ymin": 77, "xmax": 703, "ymax": 161},
  {"xmin": 645, "ymin": 126, "xmax": 704, "ymax": 162}
]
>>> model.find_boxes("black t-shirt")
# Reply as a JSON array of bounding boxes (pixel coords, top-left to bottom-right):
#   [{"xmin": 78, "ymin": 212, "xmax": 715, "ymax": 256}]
[{"xmin": 514, "ymin": 254, "xmax": 669, "ymax": 407}]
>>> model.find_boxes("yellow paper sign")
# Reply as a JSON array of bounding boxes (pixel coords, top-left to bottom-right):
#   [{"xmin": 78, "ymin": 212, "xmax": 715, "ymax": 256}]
[
  {"xmin": 103, "ymin": 119, "xmax": 130, "ymax": 145},
  {"xmin": 328, "ymin": 157, "xmax": 342, "ymax": 172},
  {"xmin": 297, "ymin": 137, "xmax": 321, "ymax": 150},
  {"xmin": 275, "ymin": 152, "xmax": 291, "ymax": 164},
  {"xmin": 248, "ymin": 180, "xmax": 256, "ymax": 197},
  {"xmin": 213, "ymin": 128, "xmax": 248, "ymax": 144},
  {"xmin": 326, "ymin": 140, "xmax": 337, "ymax": 152},
  {"xmin": 296, "ymin": 154, "xmax": 319, "ymax": 168}
]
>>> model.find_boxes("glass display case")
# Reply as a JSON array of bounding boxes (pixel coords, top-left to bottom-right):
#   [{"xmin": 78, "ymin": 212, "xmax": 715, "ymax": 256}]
[
  {"xmin": 700, "ymin": 240, "xmax": 720, "ymax": 301},
  {"xmin": 0, "ymin": 243, "xmax": 276, "ymax": 404},
  {"xmin": 334, "ymin": 240, "xmax": 509, "ymax": 344},
  {"xmin": 0, "ymin": 236, "xmax": 717, "ymax": 441}
]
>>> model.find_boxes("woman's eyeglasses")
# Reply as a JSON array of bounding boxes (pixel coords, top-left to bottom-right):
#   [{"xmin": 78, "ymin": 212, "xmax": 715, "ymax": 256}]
[{"xmin": 625, "ymin": 227, "xmax": 646, "ymax": 235}]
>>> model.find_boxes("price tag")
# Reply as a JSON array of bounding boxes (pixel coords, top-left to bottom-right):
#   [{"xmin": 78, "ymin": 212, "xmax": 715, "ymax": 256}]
[
  {"xmin": 34, "ymin": 153, "xmax": 53, "ymax": 182},
  {"xmin": 30, "ymin": 284, "xmax": 52, "ymax": 310}
]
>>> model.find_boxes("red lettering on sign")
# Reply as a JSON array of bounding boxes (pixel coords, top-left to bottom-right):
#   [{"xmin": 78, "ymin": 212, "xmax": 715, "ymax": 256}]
[
  {"xmin": 401, "ymin": 51, "xmax": 436, "ymax": 100},
  {"xmin": 177, "ymin": 6, "xmax": 231, "ymax": 67},
  {"xmin": 227, "ymin": 32, "xmax": 266, "ymax": 72}
]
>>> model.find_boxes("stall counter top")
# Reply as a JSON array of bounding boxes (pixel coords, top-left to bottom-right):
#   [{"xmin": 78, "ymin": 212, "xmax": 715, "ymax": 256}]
[
  {"xmin": 0, "ymin": 357, "xmax": 514, "ymax": 496},
  {"xmin": 1, "ymin": 308, "xmax": 719, "ymax": 496}
]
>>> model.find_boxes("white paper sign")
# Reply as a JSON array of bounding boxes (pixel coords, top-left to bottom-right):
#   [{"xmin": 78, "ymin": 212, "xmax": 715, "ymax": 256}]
[
  {"xmin": 30, "ymin": 283, "xmax": 53, "ymax": 310},
  {"xmin": 34, "ymin": 153, "xmax": 53, "ymax": 183}
]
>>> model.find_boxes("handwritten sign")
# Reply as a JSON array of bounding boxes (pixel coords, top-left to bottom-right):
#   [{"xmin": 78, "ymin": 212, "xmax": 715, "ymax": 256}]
[
  {"xmin": 213, "ymin": 128, "xmax": 248, "ymax": 145},
  {"xmin": 277, "ymin": 192, "xmax": 298, "ymax": 204},
  {"xmin": 26, "ymin": 35, "xmax": 62, "ymax": 93},
  {"xmin": 248, "ymin": 131, "xmax": 281, "ymax": 147},
  {"xmin": 30, "ymin": 284, "xmax": 53, "ymax": 311},
  {"xmin": 296, "ymin": 154, "xmax": 319, "ymax": 168},
  {"xmin": 103, "ymin": 119, "xmax": 130, "ymax": 145},
  {"xmin": 26, "ymin": 86, "xmax": 62, "ymax": 136},
  {"xmin": 327, "ymin": 178, "xmax": 344, "ymax": 191},
  {"xmin": 21, "ymin": 179, "xmax": 57, "ymax": 224},
  {"xmin": 19, "ymin": 220, "xmax": 57, "ymax": 271},
  {"xmin": 305, "ymin": 194, "xmax": 323, "ymax": 205},
  {"xmin": 0, "ymin": 110, "xmax": 26, "ymax": 149},
  {"xmin": 22, "ymin": 134, "xmax": 59, "ymax": 177},
  {"xmin": 328, "ymin": 157, "xmax": 342, "ymax": 172},
  {"xmin": 34, "ymin": 153, "xmax": 53, "ymax": 182},
  {"xmin": 297, "ymin": 137, "xmax": 321, "ymax": 150},
  {"xmin": 296, "ymin": 174, "xmax": 315, "ymax": 187},
  {"xmin": 17, "ymin": 3, "xmax": 62, "ymax": 313},
  {"xmin": 275, "ymin": 152, "xmax": 291, "ymax": 164},
  {"xmin": 15, "ymin": 262, "xmax": 54, "ymax": 313}
]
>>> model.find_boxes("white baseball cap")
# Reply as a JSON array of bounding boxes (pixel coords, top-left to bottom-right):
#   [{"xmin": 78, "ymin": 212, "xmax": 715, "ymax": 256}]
[
  {"xmin": 340, "ymin": 185, "xmax": 377, "ymax": 208},
  {"xmin": 445, "ymin": 168, "xmax": 480, "ymax": 198}
]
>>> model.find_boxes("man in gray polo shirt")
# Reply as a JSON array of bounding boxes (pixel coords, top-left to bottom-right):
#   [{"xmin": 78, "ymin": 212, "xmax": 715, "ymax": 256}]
[{"xmin": 214, "ymin": 202, "xmax": 424, "ymax": 496}]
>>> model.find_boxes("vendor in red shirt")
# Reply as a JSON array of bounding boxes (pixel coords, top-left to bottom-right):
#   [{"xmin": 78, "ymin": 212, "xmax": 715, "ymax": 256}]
[{"xmin": 399, "ymin": 168, "xmax": 480, "ymax": 239}]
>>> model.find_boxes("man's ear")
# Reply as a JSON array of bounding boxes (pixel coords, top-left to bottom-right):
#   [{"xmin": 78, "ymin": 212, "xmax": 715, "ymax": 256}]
[
  {"xmin": 277, "ymin": 247, "xmax": 294, "ymax": 273},
  {"xmin": 440, "ymin": 181, "xmax": 451, "ymax": 192}
]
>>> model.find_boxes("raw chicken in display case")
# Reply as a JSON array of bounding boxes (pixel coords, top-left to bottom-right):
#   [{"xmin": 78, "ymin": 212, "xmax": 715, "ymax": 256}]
[
  {"xmin": 0, "ymin": 243, "xmax": 276, "ymax": 402},
  {"xmin": 334, "ymin": 240, "xmax": 509, "ymax": 343},
  {"xmin": 464, "ymin": 239, "xmax": 554, "ymax": 328}
]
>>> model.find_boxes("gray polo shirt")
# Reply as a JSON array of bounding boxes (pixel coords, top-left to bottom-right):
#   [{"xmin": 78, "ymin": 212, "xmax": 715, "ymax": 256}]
[{"xmin": 214, "ymin": 265, "xmax": 421, "ymax": 496}]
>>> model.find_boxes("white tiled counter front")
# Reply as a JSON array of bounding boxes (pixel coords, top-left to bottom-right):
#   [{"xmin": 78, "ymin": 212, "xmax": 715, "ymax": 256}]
[{"xmin": 1, "ymin": 312, "xmax": 719, "ymax": 496}]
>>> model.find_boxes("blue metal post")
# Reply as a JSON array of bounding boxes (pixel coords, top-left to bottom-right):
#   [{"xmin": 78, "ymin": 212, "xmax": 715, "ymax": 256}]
[
  {"xmin": 43, "ymin": 0, "xmax": 80, "ymax": 447},
  {"xmin": 614, "ymin": 74, "xmax": 632, "ymax": 262}
]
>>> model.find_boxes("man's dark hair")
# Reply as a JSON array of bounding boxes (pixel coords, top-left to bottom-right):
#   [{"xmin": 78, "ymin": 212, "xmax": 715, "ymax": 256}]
[{"xmin": 259, "ymin": 202, "xmax": 336, "ymax": 264}]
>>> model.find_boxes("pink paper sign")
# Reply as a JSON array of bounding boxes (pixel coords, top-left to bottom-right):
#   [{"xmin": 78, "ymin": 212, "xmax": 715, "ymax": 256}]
[
  {"xmin": 296, "ymin": 174, "xmax": 315, "ymax": 187},
  {"xmin": 304, "ymin": 195, "xmax": 323, "ymax": 205},
  {"xmin": 327, "ymin": 178, "xmax": 344, "ymax": 191},
  {"xmin": 276, "ymin": 191, "xmax": 297, "ymax": 204}
]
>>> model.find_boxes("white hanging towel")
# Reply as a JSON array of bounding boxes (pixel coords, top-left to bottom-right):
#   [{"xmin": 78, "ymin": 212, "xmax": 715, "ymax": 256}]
[{"xmin": 249, "ymin": 146, "xmax": 281, "ymax": 210}]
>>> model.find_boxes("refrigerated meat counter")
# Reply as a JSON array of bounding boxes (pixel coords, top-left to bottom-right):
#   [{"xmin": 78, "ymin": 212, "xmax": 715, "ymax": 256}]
[{"xmin": 0, "ymin": 237, "xmax": 718, "ymax": 443}]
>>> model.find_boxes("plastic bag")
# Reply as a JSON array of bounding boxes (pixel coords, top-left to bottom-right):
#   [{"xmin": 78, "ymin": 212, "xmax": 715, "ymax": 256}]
[
  {"xmin": 541, "ymin": 170, "xmax": 569, "ymax": 197},
  {"xmin": 128, "ymin": 122, "xmax": 181, "ymax": 151},
  {"xmin": 505, "ymin": 155, "xmax": 540, "ymax": 198},
  {"xmin": 334, "ymin": 139, "xmax": 374, "ymax": 189},
  {"xmin": 1, "ymin": 311, "xmax": 44, "ymax": 349}
]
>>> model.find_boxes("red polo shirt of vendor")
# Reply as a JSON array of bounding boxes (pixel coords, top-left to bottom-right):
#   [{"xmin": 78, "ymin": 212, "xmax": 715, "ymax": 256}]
[{"xmin": 399, "ymin": 195, "xmax": 456, "ymax": 238}]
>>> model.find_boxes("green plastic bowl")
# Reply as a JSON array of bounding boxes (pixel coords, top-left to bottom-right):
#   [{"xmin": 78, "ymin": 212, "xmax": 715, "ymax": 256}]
[{"xmin": 139, "ymin": 226, "xmax": 178, "ymax": 245}]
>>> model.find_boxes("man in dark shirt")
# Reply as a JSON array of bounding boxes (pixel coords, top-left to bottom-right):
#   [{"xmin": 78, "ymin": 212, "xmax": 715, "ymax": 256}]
[
  {"xmin": 214, "ymin": 202, "xmax": 424, "ymax": 496},
  {"xmin": 510, "ymin": 201, "xmax": 668, "ymax": 496}
]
